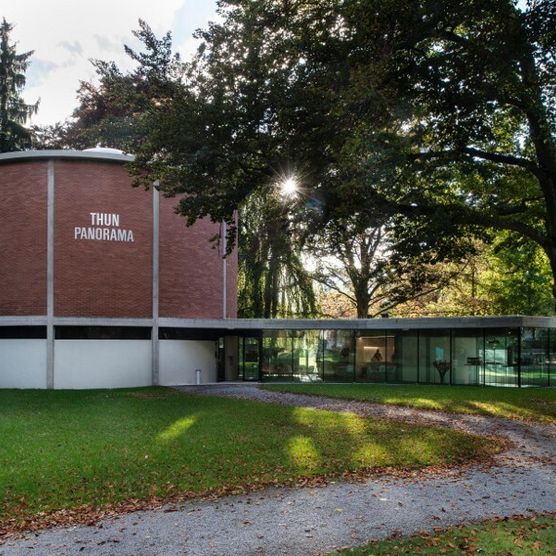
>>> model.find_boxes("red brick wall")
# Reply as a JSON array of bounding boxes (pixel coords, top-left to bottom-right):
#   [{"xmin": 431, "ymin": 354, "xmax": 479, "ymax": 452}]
[
  {"xmin": 54, "ymin": 160, "xmax": 153, "ymax": 317},
  {"xmin": 159, "ymin": 196, "xmax": 238, "ymax": 319},
  {"xmin": 0, "ymin": 156, "xmax": 238, "ymax": 319},
  {"xmin": 0, "ymin": 161, "xmax": 47, "ymax": 315}
]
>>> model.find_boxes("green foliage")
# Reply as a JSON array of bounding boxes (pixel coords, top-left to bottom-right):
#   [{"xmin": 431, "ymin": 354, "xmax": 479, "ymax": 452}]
[
  {"xmin": 36, "ymin": 19, "xmax": 184, "ymax": 150},
  {"xmin": 0, "ymin": 18, "xmax": 38, "ymax": 152},
  {"xmin": 238, "ymin": 188, "xmax": 316, "ymax": 318},
  {"xmin": 480, "ymin": 234, "xmax": 554, "ymax": 315},
  {"xmin": 0, "ymin": 387, "xmax": 492, "ymax": 523},
  {"xmin": 394, "ymin": 234, "xmax": 555, "ymax": 317},
  {"xmin": 130, "ymin": 0, "xmax": 556, "ymax": 300}
]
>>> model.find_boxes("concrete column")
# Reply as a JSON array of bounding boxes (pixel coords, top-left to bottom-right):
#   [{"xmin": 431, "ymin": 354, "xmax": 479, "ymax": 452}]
[
  {"xmin": 46, "ymin": 160, "xmax": 55, "ymax": 389},
  {"xmin": 222, "ymin": 222, "xmax": 227, "ymax": 319},
  {"xmin": 152, "ymin": 182, "xmax": 160, "ymax": 385}
]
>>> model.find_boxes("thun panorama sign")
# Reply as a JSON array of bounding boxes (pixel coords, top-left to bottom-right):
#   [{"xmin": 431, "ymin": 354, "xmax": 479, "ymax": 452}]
[{"xmin": 74, "ymin": 212, "xmax": 135, "ymax": 242}]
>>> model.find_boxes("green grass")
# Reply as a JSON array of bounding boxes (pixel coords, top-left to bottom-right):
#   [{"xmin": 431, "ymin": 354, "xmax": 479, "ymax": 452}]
[
  {"xmin": 262, "ymin": 384, "xmax": 556, "ymax": 423},
  {"xmin": 0, "ymin": 387, "xmax": 497, "ymax": 526},
  {"xmin": 331, "ymin": 515, "xmax": 556, "ymax": 555}
]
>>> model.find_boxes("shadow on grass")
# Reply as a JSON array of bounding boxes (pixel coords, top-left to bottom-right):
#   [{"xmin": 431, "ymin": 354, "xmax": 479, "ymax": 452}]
[
  {"xmin": 263, "ymin": 383, "xmax": 556, "ymax": 423},
  {"xmin": 0, "ymin": 387, "xmax": 495, "ymax": 526}
]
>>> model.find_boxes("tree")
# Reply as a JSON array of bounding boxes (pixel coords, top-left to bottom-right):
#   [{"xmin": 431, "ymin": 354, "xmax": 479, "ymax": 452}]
[
  {"xmin": 130, "ymin": 0, "xmax": 556, "ymax": 304},
  {"xmin": 393, "ymin": 233, "xmax": 555, "ymax": 316},
  {"xmin": 310, "ymin": 216, "xmax": 458, "ymax": 318},
  {"xmin": 481, "ymin": 234, "xmax": 554, "ymax": 315},
  {"xmin": 0, "ymin": 18, "xmax": 38, "ymax": 152},
  {"xmin": 238, "ymin": 188, "xmax": 316, "ymax": 318},
  {"xmin": 38, "ymin": 19, "xmax": 184, "ymax": 151},
  {"xmin": 335, "ymin": 0, "xmax": 556, "ymax": 296}
]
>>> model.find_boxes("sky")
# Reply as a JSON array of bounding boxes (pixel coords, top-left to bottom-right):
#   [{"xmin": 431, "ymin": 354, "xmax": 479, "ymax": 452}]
[{"xmin": 0, "ymin": 0, "xmax": 219, "ymax": 126}]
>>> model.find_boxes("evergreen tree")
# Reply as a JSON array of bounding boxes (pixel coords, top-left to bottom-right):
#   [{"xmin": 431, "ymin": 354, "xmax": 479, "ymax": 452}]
[{"xmin": 0, "ymin": 19, "xmax": 38, "ymax": 152}]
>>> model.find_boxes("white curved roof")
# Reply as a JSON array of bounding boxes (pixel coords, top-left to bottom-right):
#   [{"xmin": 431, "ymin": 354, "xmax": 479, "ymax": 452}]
[
  {"xmin": 83, "ymin": 146, "xmax": 127, "ymax": 155},
  {"xmin": 0, "ymin": 149, "xmax": 134, "ymax": 164}
]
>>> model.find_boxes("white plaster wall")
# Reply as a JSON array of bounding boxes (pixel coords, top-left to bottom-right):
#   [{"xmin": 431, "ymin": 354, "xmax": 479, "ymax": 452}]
[
  {"xmin": 0, "ymin": 339, "xmax": 47, "ymax": 388},
  {"xmin": 159, "ymin": 340, "xmax": 217, "ymax": 385},
  {"xmin": 54, "ymin": 340, "xmax": 152, "ymax": 389}
]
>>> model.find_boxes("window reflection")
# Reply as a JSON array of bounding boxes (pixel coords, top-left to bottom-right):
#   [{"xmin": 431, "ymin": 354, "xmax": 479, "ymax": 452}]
[
  {"xmin": 322, "ymin": 330, "xmax": 354, "ymax": 382},
  {"xmin": 521, "ymin": 328, "xmax": 549, "ymax": 387},
  {"xmin": 484, "ymin": 329, "xmax": 519, "ymax": 387},
  {"xmin": 419, "ymin": 330, "xmax": 451, "ymax": 384},
  {"xmin": 452, "ymin": 330, "xmax": 483, "ymax": 385}
]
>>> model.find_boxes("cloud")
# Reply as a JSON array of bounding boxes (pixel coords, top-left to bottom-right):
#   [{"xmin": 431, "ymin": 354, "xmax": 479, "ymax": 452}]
[
  {"xmin": 58, "ymin": 40, "xmax": 83, "ymax": 57},
  {"xmin": 94, "ymin": 34, "xmax": 122, "ymax": 54},
  {"xmin": 1, "ymin": 0, "xmax": 215, "ymax": 126},
  {"xmin": 25, "ymin": 59, "xmax": 58, "ymax": 90},
  {"xmin": 173, "ymin": 0, "xmax": 221, "ymax": 61}
]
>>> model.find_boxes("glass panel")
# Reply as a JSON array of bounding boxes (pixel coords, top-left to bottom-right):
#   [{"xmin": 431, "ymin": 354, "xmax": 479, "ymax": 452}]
[
  {"xmin": 418, "ymin": 329, "xmax": 451, "ymax": 384},
  {"xmin": 242, "ymin": 336, "xmax": 260, "ymax": 381},
  {"xmin": 355, "ymin": 331, "xmax": 387, "ymax": 383},
  {"xmin": 484, "ymin": 329, "xmax": 519, "ymax": 387},
  {"xmin": 549, "ymin": 329, "xmax": 556, "ymax": 387},
  {"xmin": 387, "ymin": 331, "xmax": 418, "ymax": 383},
  {"xmin": 322, "ymin": 330, "xmax": 354, "ymax": 382},
  {"xmin": 521, "ymin": 328, "xmax": 549, "ymax": 387},
  {"xmin": 261, "ymin": 331, "xmax": 293, "ymax": 381},
  {"xmin": 292, "ymin": 330, "xmax": 323, "ymax": 382},
  {"xmin": 452, "ymin": 329, "xmax": 483, "ymax": 385}
]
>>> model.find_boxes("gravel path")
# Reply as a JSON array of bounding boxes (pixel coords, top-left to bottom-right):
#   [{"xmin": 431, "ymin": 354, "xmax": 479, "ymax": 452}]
[{"xmin": 2, "ymin": 385, "xmax": 555, "ymax": 556}]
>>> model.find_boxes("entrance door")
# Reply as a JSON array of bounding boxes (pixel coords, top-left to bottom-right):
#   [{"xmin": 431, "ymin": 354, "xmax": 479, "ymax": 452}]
[{"xmin": 241, "ymin": 336, "xmax": 260, "ymax": 381}]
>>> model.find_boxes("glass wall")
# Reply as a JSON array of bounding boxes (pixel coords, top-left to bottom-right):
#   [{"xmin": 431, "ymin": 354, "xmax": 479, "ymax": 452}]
[
  {"xmin": 549, "ymin": 330, "xmax": 556, "ymax": 388},
  {"xmin": 250, "ymin": 326, "xmax": 553, "ymax": 387},
  {"xmin": 240, "ymin": 336, "xmax": 260, "ymax": 381},
  {"xmin": 419, "ymin": 329, "xmax": 451, "ymax": 384},
  {"xmin": 261, "ymin": 331, "xmax": 294, "ymax": 381},
  {"xmin": 355, "ymin": 331, "xmax": 387, "ymax": 382},
  {"xmin": 484, "ymin": 329, "xmax": 519, "ymax": 387},
  {"xmin": 452, "ymin": 329, "xmax": 483, "ymax": 385},
  {"xmin": 292, "ymin": 330, "xmax": 323, "ymax": 382},
  {"xmin": 322, "ymin": 330, "xmax": 355, "ymax": 382},
  {"xmin": 390, "ymin": 331, "xmax": 419, "ymax": 383},
  {"xmin": 521, "ymin": 328, "xmax": 550, "ymax": 387}
]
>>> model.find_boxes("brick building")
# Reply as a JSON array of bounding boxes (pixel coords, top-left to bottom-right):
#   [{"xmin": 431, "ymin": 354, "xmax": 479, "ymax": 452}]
[
  {"xmin": 1, "ymin": 149, "xmax": 554, "ymax": 389},
  {"xmin": 0, "ymin": 149, "xmax": 238, "ymax": 388}
]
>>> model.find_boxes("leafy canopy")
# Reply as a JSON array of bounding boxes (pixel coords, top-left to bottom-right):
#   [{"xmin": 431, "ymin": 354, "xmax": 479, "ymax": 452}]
[{"xmin": 130, "ymin": 0, "xmax": 556, "ymax": 299}]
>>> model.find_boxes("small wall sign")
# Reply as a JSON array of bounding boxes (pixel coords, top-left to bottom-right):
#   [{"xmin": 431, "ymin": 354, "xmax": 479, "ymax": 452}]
[{"xmin": 74, "ymin": 212, "xmax": 135, "ymax": 242}]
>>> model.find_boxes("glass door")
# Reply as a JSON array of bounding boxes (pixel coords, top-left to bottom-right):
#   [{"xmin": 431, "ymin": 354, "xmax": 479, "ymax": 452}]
[{"xmin": 241, "ymin": 336, "xmax": 261, "ymax": 381}]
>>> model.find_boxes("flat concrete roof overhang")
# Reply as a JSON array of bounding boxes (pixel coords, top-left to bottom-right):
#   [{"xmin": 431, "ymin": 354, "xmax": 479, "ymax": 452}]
[
  {"xmin": 158, "ymin": 316, "xmax": 556, "ymax": 331},
  {"xmin": 1, "ymin": 316, "xmax": 555, "ymax": 330}
]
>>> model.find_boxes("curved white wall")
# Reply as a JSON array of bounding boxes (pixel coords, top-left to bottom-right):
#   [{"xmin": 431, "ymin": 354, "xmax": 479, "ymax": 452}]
[
  {"xmin": 54, "ymin": 340, "xmax": 152, "ymax": 389},
  {"xmin": 159, "ymin": 340, "xmax": 217, "ymax": 385},
  {"xmin": 0, "ymin": 340, "xmax": 47, "ymax": 388},
  {"xmin": 0, "ymin": 338, "xmax": 219, "ymax": 389}
]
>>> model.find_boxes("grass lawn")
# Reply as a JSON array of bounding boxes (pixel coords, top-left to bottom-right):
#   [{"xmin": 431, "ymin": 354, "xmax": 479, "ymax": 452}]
[
  {"xmin": 262, "ymin": 384, "xmax": 556, "ymax": 423},
  {"xmin": 331, "ymin": 515, "xmax": 556, "ymax": 555},
  {"xmin": 0, "ymin": 387, "xmax": 498, "ymax": 529}
]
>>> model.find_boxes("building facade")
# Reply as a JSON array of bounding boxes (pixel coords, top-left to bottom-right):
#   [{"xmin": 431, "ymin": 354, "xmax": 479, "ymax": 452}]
[
  {"xmin": 0, "ymin": 151, "xmax": 554, "ymax": 389},
  {"xmin": 0, "ymin": 149, "xmax": 237, "ymax": 388}
]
